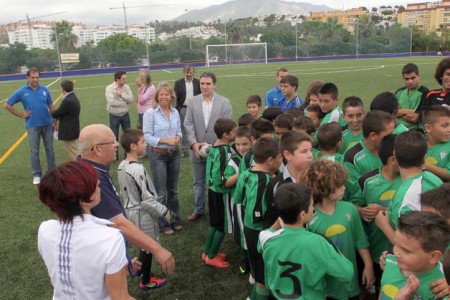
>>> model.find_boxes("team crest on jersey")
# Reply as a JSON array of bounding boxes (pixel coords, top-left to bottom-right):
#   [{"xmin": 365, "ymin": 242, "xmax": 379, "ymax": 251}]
[
  {"xmin": 43, "ymin": 91, "xmax": 47, "ymax": 96},
  {"xmin": 140, "ymin": 175, "xmax": 144, "ymax": 181},
  {"xmin": 441, "ymin": 151, "xmax": 447, "ymax": 160},
  {"xmin": 346, "ymin": 212, "xmax": 352, "ymax": 222}
]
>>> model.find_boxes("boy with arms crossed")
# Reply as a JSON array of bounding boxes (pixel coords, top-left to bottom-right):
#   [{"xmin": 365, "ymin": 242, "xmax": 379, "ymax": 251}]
[
  {"xmin": 259, "ymin": 183, "xmax": 354, "ymax": 300},
  {"xmin": 234, "ymin": 137, "xmax": 283, "ymax": 300},
  {"xmin": 395, "ymin": 63, "xmax": 429, "ymax": 130}
]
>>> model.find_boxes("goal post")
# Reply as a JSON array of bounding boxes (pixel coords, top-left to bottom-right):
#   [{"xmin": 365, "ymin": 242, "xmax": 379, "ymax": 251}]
[{"xmin": 205, "ymin": 42, "xmax": 268, "ymax": 67}]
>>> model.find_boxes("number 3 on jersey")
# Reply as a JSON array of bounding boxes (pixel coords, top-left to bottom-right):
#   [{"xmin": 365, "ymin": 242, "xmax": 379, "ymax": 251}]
[{"xmin": 276, "ymin": 260, "xmax": 302, "ymax": 299}]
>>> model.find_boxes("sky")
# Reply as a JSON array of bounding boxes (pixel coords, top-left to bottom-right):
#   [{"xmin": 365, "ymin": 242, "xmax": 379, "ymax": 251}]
[{"xmin": 2, "ymin": 0, "xmax": 430, "ymax": 26}]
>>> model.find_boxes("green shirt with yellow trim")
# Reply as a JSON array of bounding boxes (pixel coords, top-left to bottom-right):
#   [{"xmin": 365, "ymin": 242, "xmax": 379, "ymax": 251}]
[
  {"xmin": 354, "ymin": 168, "xmax": 402, "ymax": 262},
  {"xmin": 380, "ymin": 254, "xmax": 447, "ymax": 300},
  {"xmin": 426, "ymin": 140, "xmax": 450, "ymax": 176},
  {"xmin": 307, "ymin": 201, "xmax": 369, "ymax": 299}
]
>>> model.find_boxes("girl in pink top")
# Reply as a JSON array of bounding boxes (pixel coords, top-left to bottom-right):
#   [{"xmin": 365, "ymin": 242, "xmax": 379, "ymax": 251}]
[{"xmin": 136, "ymin": 70, "xmax": 156, "ymax": 129}]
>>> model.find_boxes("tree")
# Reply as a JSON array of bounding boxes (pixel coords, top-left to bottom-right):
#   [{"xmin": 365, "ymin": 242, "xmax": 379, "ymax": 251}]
[
  {"xmin": 97, "ymin": 33, "xmax": 146, "ymax": 66},
  {"xmin": 51, "ymin": 20, "xmax": 78, "ymax": 52},
  {"xmin": 0, "ymin": 42, "xmax": 28, "ymax": 73},
  {"xmin": 226, "ymin": 22, "xmax": 242, "ymax": 43}
]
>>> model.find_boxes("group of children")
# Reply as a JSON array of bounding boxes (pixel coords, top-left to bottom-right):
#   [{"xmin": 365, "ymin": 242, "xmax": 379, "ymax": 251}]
[
  {"xmin": 200, "ymin": 62, "xmax": 450, "ymax": 299},
  {"xmin": 110, "ymin": 61, "xmax": 450, "ymax": 299}
]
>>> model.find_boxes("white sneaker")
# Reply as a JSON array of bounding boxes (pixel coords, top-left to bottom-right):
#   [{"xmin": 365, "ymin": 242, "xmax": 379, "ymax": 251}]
[
  {"xmin": 33, "ymin": 177, "xmax": 41, "ymax": 185},
  {"xmin": 249, "ymin": 273, "xmax": 255, "ymax": 284}
]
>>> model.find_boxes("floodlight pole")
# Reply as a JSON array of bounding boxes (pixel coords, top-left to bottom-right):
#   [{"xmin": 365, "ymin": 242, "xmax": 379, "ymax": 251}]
[
  {"xmin": 224, "ymin": 23, "xmax": 228, "ymax": 64},
  {"xmin": 356, "ymin": 20, "xmax": 359, "ymax": 59},
  {"xmin": 409, "ymin": 25, "xmax": 413, "ymax": 56},
  {"xmin": 295, "ymin": 20, "xmax": 298, "ymax": 62},
  {"xmin": 145, "ymin": 25, "xmax": 150, "ymax": 69},
  {"xmin": 53, "ymin": 24, "xmax": 63, "ymax": 77}
]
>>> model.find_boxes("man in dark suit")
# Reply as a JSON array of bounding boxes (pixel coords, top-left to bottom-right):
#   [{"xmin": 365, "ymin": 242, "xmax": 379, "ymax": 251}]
[
  {"xmin": 184, "ymin": 72, "xmax": 233, "ymax": 221},
  {"xmin": 52, "ymin": 80, "xmax": 81, "ymax": 161},
  {"xmin": 174, "ymin": 64, "xmax": 201, "ymax": 157}
]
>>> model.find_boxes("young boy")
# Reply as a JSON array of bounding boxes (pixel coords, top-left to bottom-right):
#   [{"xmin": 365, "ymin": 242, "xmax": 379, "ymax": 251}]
[
  {"xmin": 224, "ymin": 126, "xmax": 252, "ymax": 274},
  {"xmin": 239, "ymin": 118, "xmax": 275, "ymax": 172},
  {"xmin": 343, "ymin": 111, "xmax": 396, "ymax": 202},
  {"xmin": 422, "ymin": 105, "xmax": 450, "ymax": 182},
  {"xmin": 262, "ymin": 107, "xmax": 283, "ymax": 123},
  {"xmin": 380, "ymin": 211, "xmax": 450, "ymax": 300},
  {"xmin": 395, "ymin": 63, "xmax": 429, "ymax": 130},
  {"xmin": 352, "ymin": 134, "xmax": 401, "ymax": 291},
  {"xmin": 265, "ymin": 131, "xmax": 314, "ymax": 228},
  {"xmin": 258, "ymin": 183, "xmax": 354, "ymax": 299},
  {"xmin": 305, "ymin": 103, "xmax": 325, "ymax": 130},
  {"xmin": 317, "ymin": 122, "xmax": 343, "ymax": 163},
  {"xmin": 273, "ymin": 113, "xmax": 294, "ymax": 139},
  {"xmin": 247, "ymin": 95, "xmax": 262, "ymax": 118},
  {"xmin": 238, "ymin": 113, "xmax": 257, "ymax": 128},
  {"xmin": 203, "ymin": 118, "xmax": 237, "ymax": 269},
  {"xmin": 276, "ymin": 75, "xmax": 304, "ymax": 112},
  {"xmin": 117, "ymin": 128, "xmax": 168, "ymax": 290},
  {"xmin": 375, "ymin": 131, "xmax": 443, "ymax": 243},
  {"xmin": 234, "ymin": 137, "xmax": 283, "ymax": 300},
  {"xmin": 301, "ymin": 160, "xmax": 374, "ymax": 299},
  {"xmin": 370, "ymin": 92, "xmax": 409, "ymax": 134},
  {"xmin": 317, "ymin": 83, "xmax": 347, "ymax": 127},
  {"xmin": 340, "ymin": 96, "xmax": 365, "ymax": 154}
]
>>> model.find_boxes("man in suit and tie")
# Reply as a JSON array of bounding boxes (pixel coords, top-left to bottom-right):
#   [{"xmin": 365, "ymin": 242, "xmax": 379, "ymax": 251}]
[
  {"xmin": 174, "ymin": 64, "xmax": 201, "ymax": 157},
  {"xmin": 184, "ymin": 72, "xmax": 233, "ymax": 221},
  {"xmin": 52, "ymin": 80, "xmax": 81, "ymax": 161}
]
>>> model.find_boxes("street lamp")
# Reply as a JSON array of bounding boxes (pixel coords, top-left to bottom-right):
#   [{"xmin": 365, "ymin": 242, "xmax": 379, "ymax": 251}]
[
  {"xmin": 144, "ymin": 24, "xmax": 150, "ymax": 69},
  {"xmin": 295, "ymin": 17, "xmax": 298, "ymax": 61},
  {"xmin": 224, "ymin": 22, "xmax": 228, "ymax": 64},
  {"xmin": 53, "ymin": 24, "xmax": 63, "ymax": 77}
]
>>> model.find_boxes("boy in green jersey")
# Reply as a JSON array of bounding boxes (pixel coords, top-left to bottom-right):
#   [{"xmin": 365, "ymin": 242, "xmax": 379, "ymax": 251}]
[
  {"xmin": 352, "ymin": 134, "xmax": 401, "ymax": 293},
  {"xmin": 423, "ymin": 105, "xmax": 450, "ymax": 182},
  {"xmin": 234, "ymin": 137, "xmax": 283, "ymax": 300},
  {"xmin": 258, "ymin": 183, "xmax": 354, "ymax": 300},
  {"xmin": 343, "ymin": 111, "xmax": 396, "ymax": 202},
  {"xmin": 370, "ymin": 92, "xmax": 409, "ymax": 134},
  {"xmin": 239, "ymin": 118, "xmax": 275, "ymax": 172},
  {"xmin": 265, "ymin": 131, "xmax": 314, "ymax": 229},
  {"xmin": 305, "ymin": 103, "xmax": 325, "ymax": 131},
  {"xmin": 375, "ymin": 131, "xmax": 443, "ymax": 243},
  {"xmin": 300, "ymin": 160, "xmax": 374, "ymax": 300},
  {"xmin": 203, "ymin": 118, "xmax": 237, "ymax": 269},
  {"xmin": 380, "ymin": 211, "xmax": 449, "ymax": 300},
  {"xmin": 317, "ymin": 83, "xmax": 347, "ymax": 127},
  {"xmin": 395, "ymin": 63, "xmax": 429, "ymax": 130},
  {"xmin": 224, "ymin": 126, "xmax": 252, "ymax": 274},
  {"xmin": 317, "ymin": 122, "xmax": 343, "ymax": 163},
  {"xmin": 339, "ymin": 96, "xmax": 365, "ymax": 154}
]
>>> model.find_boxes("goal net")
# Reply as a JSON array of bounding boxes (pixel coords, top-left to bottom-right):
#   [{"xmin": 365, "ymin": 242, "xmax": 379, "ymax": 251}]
[{"xmin": 205, "ymin": 43, "xmax": 267, "ymax": 67}]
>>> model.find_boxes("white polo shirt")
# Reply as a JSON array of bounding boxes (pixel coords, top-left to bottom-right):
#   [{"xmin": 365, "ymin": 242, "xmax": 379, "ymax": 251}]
[{"xmin": 38, "ymin": 214, "xmax": 128, "ymax": 300}]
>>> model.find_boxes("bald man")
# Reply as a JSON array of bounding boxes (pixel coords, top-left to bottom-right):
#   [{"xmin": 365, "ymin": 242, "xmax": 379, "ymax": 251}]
[{"xmin": 78, "ymin": 124, "xmax": 175, "ymax": 274}]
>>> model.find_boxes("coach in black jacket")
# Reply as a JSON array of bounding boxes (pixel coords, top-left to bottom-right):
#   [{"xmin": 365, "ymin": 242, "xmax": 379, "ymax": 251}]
[
  {"xmin": 174, "ymin": 64, "xmax": 201, "ymax": 156},
  {"xmin": 52, "ymin": 80, "xmax": 81, "ymax": 161}
]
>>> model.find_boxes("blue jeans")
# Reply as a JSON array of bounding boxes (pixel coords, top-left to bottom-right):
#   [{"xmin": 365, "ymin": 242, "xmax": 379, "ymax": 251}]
[
  {"xmin": 27, "ymin": 125, "xmax": 56, "ymax": 177},
  {"xmin": 190, "ymin": 150, "xmax": 207, "ymax": 215},
  {"xmin": 109, "ymin": 113, "xmax": 131, "ymax": 141},
  {"xmin": 149, "ymin": 149, "xmax": 181, "ymax": 230}
]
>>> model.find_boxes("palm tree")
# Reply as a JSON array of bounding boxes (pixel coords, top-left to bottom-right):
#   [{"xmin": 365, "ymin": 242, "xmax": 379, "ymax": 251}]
[{"xmin": 51, "ymin": 20, "xmax": 79, "ymax": 52}]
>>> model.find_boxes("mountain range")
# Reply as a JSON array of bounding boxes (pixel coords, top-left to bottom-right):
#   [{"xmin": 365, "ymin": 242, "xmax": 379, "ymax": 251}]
[{"xmin": 174, "ymin": 0, "xmax": 331, "ymax": 22}]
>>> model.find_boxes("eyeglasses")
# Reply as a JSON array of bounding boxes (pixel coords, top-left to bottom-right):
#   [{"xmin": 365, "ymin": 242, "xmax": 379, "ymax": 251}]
[{"xmin": 91, "ymin": 141, "xmax": 117, "ymax": 151}]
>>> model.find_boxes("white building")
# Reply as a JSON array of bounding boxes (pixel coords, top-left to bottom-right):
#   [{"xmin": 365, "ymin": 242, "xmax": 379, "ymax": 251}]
[
  {"xmin": 8, "ymin": 25, "xmax": 54, "ymax": 50},
  {"xmin": 8, "ymin": 23, "xmax": 156, "ymax": 49}
]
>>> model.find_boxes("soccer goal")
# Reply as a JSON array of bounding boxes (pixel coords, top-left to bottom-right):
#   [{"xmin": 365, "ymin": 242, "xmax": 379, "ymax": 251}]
[{"xmin": 205, "ymin": 42, "xmax": 267, "ymax": 67}]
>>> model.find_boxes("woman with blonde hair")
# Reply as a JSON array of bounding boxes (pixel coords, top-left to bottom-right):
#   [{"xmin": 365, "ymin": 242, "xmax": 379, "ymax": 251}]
[
  {"xmin": 143, "ymin": 82, "xmax": 182, "ymax": 235},
  {"xmin": 136, "ymin": 70, "xmax": 155, "ymax": 129}
]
